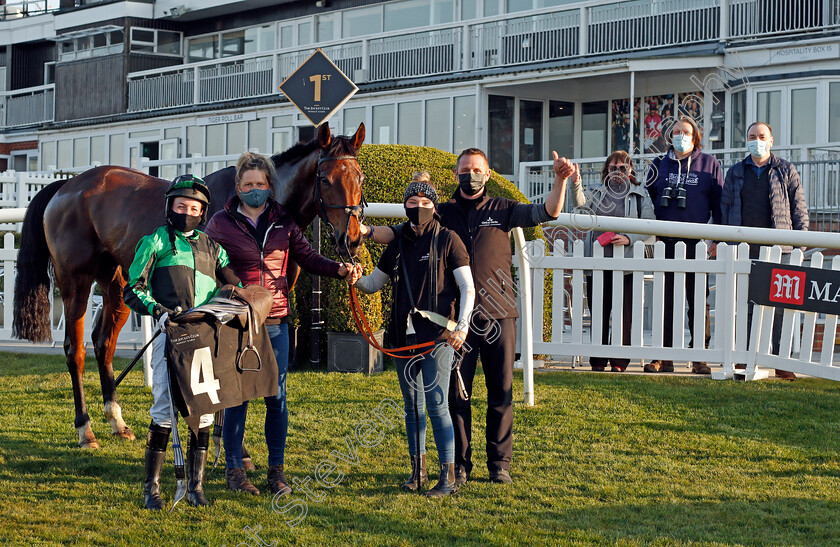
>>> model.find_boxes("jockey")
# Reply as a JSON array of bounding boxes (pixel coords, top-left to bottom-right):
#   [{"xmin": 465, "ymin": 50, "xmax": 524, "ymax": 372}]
[{"xmin": 123, "ymin": 174, "xmax": 241, "ymax": 510}]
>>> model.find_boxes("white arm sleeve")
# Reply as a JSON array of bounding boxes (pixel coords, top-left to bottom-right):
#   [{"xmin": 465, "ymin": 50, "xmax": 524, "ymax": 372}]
[
  {"xmin": 453, "ymin": 265, "xmax": 475, "ymax": 333},
  {"xmin": 354, "ymin": 267, "xmax": 390, "ymax": 294}
]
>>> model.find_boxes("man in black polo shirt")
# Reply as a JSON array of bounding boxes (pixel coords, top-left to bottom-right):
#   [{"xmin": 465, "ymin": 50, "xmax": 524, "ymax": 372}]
[
  {"xmin": 721, "ymin": 121, "xmax": 809, "ymax": 379},
  {"xmin": 361, "ymin": 149, "xmax": 576, "ymax": 484}
]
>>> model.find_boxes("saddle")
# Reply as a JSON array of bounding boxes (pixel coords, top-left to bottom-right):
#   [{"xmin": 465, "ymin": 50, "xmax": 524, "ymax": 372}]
[{"xmin": 176, "ymin": 284, "xmax": 273, "ymax": 372}]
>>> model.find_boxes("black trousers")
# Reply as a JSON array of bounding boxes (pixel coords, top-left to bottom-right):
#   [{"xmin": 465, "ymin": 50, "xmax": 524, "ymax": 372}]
[
  {"xmin": 662, "ymin": 239, "xmax": 711, "ymax": 350},
  {"xmin": 448, "ymin": 317, "xmax": 516, "ymax": 474},
  {"xmin": 585, "ymin": 272, "xmax": 633, "ymax": 368}
]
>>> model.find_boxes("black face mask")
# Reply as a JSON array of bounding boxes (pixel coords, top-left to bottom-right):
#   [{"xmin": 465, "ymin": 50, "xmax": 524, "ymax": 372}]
[
  {"xmin": 169, "ymin": 212, "xmax": 201, "ymax": 233},
  {"xmin": 458, "ymin": 173, "xmax": 485, "ymax": 196},
  {"xmin": 405, "ymin": 205, "xmax": 435, "ymax": 227}
]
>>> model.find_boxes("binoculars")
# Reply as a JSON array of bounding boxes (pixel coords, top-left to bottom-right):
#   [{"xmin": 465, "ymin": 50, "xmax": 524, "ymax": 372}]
[{"xmin": 660, "ymin": 184, "xmax": 687, "ymax": 209}]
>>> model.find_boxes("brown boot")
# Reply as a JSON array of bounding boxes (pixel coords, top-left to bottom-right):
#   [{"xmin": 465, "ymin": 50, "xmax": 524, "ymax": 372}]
[
  {"xmin": 658, "ymin": 361, "xmax": 674, "ymax": 373},
  {"xmin": 644, "ymin": 361, "xmax": 661, "ymax": 373},
  {"xmin": 691, "ymin": 362, "xmax": 711, "ymax": 374},
  {"xmin": 775, "ymin": 369, "xmax": 797, "ymax": 380},
  {"xmin": 424, "ymin": 463, "xmax": 458, "ymax": 497},
  {"xmin": 226, "ymin": 467, "xmax": 260, "ymax": 495},
  {"xmin": 400, "ymin": 454, "xmax": 428, "ymax": 491},
  {"xmin": 268, "ymin": 464, "xmax": 292, "ymax": 496}
]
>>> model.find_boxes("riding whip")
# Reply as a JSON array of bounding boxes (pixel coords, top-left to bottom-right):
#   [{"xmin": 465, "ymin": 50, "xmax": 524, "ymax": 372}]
[
  {"xmin": 114, "ymin": 327, "xmax": 163, "ymax": 388},
  {"xmin": 167, "ymin": 371, "xmax": 187, "ymax": 512}
]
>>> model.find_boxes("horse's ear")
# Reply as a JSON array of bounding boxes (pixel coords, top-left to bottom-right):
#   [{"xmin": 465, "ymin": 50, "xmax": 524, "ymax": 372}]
[
  {"xmin": 318, "ymin": 123, "xmax": 332, "ymax": 149},
  {"xmin": 352, "ymin": 122, "xmax": 365, "ymax": 150}
]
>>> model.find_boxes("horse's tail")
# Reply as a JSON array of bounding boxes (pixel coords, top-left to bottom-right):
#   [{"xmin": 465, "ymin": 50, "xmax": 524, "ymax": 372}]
[{"xmin": 13, "ymin": 178, "xmax": 70, "ymax": 342}]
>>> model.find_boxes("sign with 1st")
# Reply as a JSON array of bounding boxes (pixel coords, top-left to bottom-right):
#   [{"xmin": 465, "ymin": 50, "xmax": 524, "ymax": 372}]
[{"xmin": 278, "ymin": 49, "xmax": 358, "ymax": 127}]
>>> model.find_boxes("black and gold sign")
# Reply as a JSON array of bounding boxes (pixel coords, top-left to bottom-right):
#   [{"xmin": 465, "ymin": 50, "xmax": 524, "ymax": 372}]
[{"xmin": 278, "ymin": 49, "xmax": 358, "ymax": 127}]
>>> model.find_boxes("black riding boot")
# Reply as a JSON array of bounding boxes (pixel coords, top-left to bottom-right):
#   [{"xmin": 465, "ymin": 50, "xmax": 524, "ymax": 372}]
[
  {"xmin": 144, "ymin": 422, "xmax": 170, "ymax": 510},
  {"xmin": 186, "ymin": 426, "xmax": 211, "ymax": 507},
  {"xmin": 424, "ymin": 463, "xmax": 458, "ymax": 498},
  {"xmin": 400, "ymin": 454, "xmax": 428, "ymax": 491}
]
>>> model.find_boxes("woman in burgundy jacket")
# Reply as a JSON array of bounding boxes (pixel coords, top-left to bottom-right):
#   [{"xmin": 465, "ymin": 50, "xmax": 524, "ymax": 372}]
[{"xmin": 205, "ymin": 152, "xmax": 357, "ymax": 497}]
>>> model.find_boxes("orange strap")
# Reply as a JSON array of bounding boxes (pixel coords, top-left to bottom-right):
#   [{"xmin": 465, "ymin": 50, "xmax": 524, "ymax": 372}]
[{"xmin": 349, "ymin": 285, "xmax": 435, "ymax": 358}]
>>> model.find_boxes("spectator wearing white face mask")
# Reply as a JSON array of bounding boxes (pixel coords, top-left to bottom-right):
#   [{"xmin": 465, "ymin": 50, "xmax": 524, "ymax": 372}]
[{"xmin": 721, "ymin": 121, "xmax": 809, "ymax": 380}]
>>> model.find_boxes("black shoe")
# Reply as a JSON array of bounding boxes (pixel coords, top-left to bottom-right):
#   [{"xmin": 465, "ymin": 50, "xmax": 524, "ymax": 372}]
[
  {"xmin": 268, "ymin": 464, "xmax": 292, "ymax": 496},
  {"xmin": 226, "ymin": 467, "xmax": 261, "ymax": 495},
  {"xmin": 400, "ymin": 454, "xmax": 428, "ymax": 491},
  {"xmin": 489, "ymin": 467, "xmax": 512, "ymax": 484},
  {"xmin": 143, "ymin": 423, "xmax": 170, "ymax": 510},
  {"xmin": 186, "ymin": 427, "xmax": 211, "ymax": 507},
  {"xmin": 454, "ymin": 464, "xmax": 469, "ymax": 487},
  {"xmin": 424, "ymin": 463, "xmax": 458, "ymax": 497}
]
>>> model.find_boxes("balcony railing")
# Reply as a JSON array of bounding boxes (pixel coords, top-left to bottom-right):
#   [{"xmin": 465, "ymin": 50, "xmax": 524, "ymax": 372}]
[{"xmin": 1, "ymin": 85, "xmax": 54, "ymax": 127}]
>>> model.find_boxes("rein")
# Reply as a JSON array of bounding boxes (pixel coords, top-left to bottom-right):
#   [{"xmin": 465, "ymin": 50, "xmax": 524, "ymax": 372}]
[
  {"xmin": 315, "ymin": 153, "xmax": 367, "ymax": 266},
  {"xmin": 349, "ymin": 285, "xmax": 435, "ymax": 358}
]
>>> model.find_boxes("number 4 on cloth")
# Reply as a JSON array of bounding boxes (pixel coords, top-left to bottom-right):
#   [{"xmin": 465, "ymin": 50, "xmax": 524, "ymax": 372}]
[{"xmin": 190, "ymin": 347, "xmax": 221, "ymax": 404}]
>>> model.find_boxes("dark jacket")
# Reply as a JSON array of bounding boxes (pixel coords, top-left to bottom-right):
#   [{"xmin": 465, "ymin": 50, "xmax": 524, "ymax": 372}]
[
  {"xmin": 721, "ymin": 154, "xmax": 809, "ymax": 253},
  {"xmin": 378, "ymin": 220, "xmax": 470, "ymax": 346},
  {"xmin": 437, "ymin": 189, "xmax": 556, "ymax": 320},
  {"xmin": 205, "ymin": 196, "xmax": 342, "ymax": 320},
  {"xmin": 646, "ymin": 148, "xmax": 724, "ymax": 229}
]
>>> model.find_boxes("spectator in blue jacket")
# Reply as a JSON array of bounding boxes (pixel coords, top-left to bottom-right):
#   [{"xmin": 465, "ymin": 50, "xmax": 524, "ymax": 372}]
[
  {"xmin": 721, "ymin": 121, "xmax": 809, "ymax": 380},
  {"xmin": 645, "ymin": 115, "xmax": 723, "ymax": 375}
]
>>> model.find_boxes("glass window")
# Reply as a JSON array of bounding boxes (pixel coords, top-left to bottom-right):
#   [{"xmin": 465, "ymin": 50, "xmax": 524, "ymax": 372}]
[
  {"xmin": 41, "ymin": 141, "xmax": 56, "ymax": 170},
  {"xmin": 280, "ymin": 26, "xmax": 293, "ymax": 49},
  {"xmin": 129, "ymin": 130, "xmax": 160, "ymax": 140},
  {"xmin": 298, "ymin": 22, "xmax": 313, "ymax": 45},
  {"xmin": 550, "ymin": 100, "xmax": 574, "ymax": 157},
  {"xmin": 131, "ymin": 28, "xmax": 155, "ymax": 53},
  {"xmin": 273, "ymin": 115, "xmax": 293, "ymax": 128},
  {"xmin": 188, "ymin": 35, "xmax": 218, "ymax": 62},
  {"xmin": 581, "ymin": 101, "xmax": 608, "ymax": 157},
  {"xmin": 434, "ymin": 0, "xmax": 455, "ymax": 24},
  {"xmin": 830, "ymin": 83, "xmax": 840, "ymax": 142},
  {"xmin": 164, "ymin": 128, "xmax": 180, "ymax": 140},
  {"xmin": 790, "ymin": 88, "xmax": 816, "ymax": 145},
  {"xmin": 425, "ymin": 98, "xmax": 450, "ymax": 151},
  {"xmin": 242, "ymin": 27, "xmax": 260, "ymax": 55},
  {"xmin": 484, "ymin": 0, "xmax": 501, "ymax": 17},
  {"xmin": 317, "ymin": 14, "xmax": 335, "ymax": 42},
  {"xmin": 206, "ymin": 125, "xmax": 224, "ymax": 156},
  {"xmin": 249, "ymin": 118, "xmax": 267, "ymax": 152},
  {"xmin": 385, "ymin": 0, "xmax": 430, "ymax": 32},
  {"xmin": 110, "ymin": 134, "xmax": 125, "ymax": 166},
  {"xmin": 57, "ymin": 140, "xmax": 72, "ymax": 169},
  {"xmin": 227, "ymin": 122, "xmax": 248, "ymax": 154},
  {"xmin": 731, "ymin": 90, "xmax": 746, "ymax": 148},
  {"xmin": 157, "ymin": 31, "xmax": 181, "ymax": 55},
  {"xmin": 260, "ymin": 25, "xmax": 275, "ymax": 51},
  {"xmin": 344, "ymin": 107, "xmax": 366, "ymax": 136},
  {"xmin": 343, "ymin": 6, "xmax": 382, "ymax": 38},
  {"xmin": 222, "ymin": 31, "xmax": 245, "ymax": 57},
  {"xmin": 28, "ymin": 156, "xmax": 38, "ymax": 172},
  {"xmin": 710, "ymin": 91, "xmax": 725, "ymax": 150},
  {"xmin": 93, "ymin": 33, "xmax": 107, "ymax": 49},
  {"xmin": 110, "ymin": 30, "xmax": 124, "ymax": 45},
  {"xmin": 73, "ymin": 137, "xmax": 89, "ymax": 167},
  {"xmin": 755, "ymin": 90, "xmax": 781, "ymax": 144},
  {"xmin": 462, "ymin": 0, "xmax": 478, "ymax": 19},
  {"xmin": 506, "ymin": 0, "xmax": 532, "ymax": 13},
  {"xmin": 398, "ymin": 101, "xmax": 422, "ymax": 146},
  {"xmin": 187, "ymin": 126, "xmax": 204, "ymax": 156},
  {"xmin": 90, "ymin": 136, "xmax": 106, "ymax": 165},
  {"xmin": 519, "ymin": 100, "xmax": 543, "ymax": 162},
  {"xmin": 488, "ymin": 95, "xmax": 515, "ymax": 174},
  {"xmin": 272, "ymin": 131, "xmax": 293, "ymax": 156},
  {"xmin": 453, "ymin": 95, "xmax": 476, "ymax": 153},
  {"xmin": 373, "ymin": 104, "xmax": 395, "ymax": 144}
]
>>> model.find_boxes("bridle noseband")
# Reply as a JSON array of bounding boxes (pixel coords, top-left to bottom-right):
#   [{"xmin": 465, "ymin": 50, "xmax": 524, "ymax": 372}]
[{"xmin": 314, "ymin": 153, "xmax": 367, "ymax": 265}]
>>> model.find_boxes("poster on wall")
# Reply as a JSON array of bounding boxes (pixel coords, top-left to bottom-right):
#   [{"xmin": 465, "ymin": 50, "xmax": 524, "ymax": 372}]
[
  {"xmin": 644, "ymin": 94, "xmax": 674, "ymax": 154},
  {"xmin": 678, "ymin": 91, "xmax": 704, "ymax": 126},
  {"xmin": 611, "ymin": 99, "xmax": 630, "ymax": 153}
]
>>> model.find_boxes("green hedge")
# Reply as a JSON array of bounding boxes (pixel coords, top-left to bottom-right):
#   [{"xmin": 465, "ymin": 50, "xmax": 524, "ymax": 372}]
[{"xmin": 292, "ymin": 144, "xmax": 552, "ymax": 365}]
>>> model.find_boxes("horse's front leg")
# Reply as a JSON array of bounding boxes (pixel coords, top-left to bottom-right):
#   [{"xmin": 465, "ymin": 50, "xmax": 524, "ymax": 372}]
[{"xmin": 92, "ymin": 271, "xmax": 135, "ymax": 441}]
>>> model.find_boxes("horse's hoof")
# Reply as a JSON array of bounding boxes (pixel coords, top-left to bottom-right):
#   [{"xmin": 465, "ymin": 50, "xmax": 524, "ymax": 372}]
[
  {"xmin": 79, "ymin": 438, "xmax": 101, "ymax": 449},
  {"xmin": 78, "ymin": 426, "xmax": 100, "ymax": 449},
  {"xmin": 114, "ymin": 427, "xmax": 136, "ymax": 441}
]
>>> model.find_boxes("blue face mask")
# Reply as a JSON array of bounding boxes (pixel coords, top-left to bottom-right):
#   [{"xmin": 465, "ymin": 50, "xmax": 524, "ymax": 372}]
[
  {"xmin": 672, "ymin": 134, "xmax": 693, "ymax": 154},
  {"xmin": 240, "ymin": 188, "xmax": 270, "ymax": 208},
  {"xmin": 747, "ymin": 139, "xmax": 769, "ymax": 158}
]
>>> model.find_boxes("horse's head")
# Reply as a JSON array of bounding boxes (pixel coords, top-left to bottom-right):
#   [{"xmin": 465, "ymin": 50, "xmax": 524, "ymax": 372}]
[{"xmin": 314, "ymin": 122, "xmax": 366, "ymax": 260}]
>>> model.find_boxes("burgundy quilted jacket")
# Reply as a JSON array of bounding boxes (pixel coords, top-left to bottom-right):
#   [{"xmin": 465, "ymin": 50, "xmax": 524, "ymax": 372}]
[{"xmin": 205, "ymin": 196, "xmax": 342, "ymax": 319}]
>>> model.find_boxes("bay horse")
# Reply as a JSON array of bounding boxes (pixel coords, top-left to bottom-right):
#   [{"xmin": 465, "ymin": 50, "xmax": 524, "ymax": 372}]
[{"xmin": 13, "ymin": 122, "xmax": 365, "ymax": 448}]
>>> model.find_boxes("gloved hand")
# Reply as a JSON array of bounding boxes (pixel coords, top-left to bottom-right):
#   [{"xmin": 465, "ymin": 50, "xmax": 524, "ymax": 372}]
[{"xmin": 152, "ymin": 304, "xmax": 174, "ymax": 331}]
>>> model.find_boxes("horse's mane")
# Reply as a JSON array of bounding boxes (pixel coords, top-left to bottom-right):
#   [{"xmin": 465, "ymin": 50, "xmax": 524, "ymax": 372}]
[{"xmin": 270, "ymin": 133, "xmax": 359, "ymax": 167}]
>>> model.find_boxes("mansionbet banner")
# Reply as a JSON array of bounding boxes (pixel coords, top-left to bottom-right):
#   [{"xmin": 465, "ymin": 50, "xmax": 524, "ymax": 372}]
[{"xmin": 749, "ymin": 261, "xmax": 840, "ymax": 314}]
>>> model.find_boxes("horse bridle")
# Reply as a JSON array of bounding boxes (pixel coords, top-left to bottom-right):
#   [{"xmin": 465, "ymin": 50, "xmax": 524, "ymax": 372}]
[{"xmin": 314, "ymin": 153, "xmax": 367, "ymax": 266}]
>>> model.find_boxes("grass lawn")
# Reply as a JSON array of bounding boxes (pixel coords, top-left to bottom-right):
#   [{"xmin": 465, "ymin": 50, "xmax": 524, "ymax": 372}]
[{"xmin": 1, "ymin": 352, "xmax": 839, "ymax": 546}]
